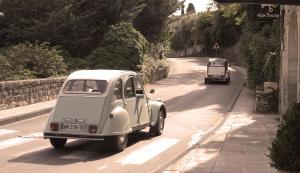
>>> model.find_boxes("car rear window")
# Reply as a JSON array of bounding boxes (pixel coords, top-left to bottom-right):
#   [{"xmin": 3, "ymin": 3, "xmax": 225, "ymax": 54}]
[
  {"xmin": 209, "ymin": 61, "xmax": 226, "ymax": 67},
  {"xmin": 63, "ymin": 80, "xmax": 108, "ymax": 94}
]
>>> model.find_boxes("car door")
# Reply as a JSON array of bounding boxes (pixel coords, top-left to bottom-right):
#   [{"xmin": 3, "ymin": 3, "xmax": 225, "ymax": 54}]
[
  {"xmin": 124, "ymin": 76, "xmax": 138, "ymax": 127},
  {"xmin": 135, "ymin": 75, "xmax": 150, "ymax": 125}
]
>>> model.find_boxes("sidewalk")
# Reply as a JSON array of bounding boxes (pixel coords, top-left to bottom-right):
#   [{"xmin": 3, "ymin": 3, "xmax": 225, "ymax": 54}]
[
  {"xmin": 164, "ymin": 88, "xmax": 281, "ymax": 173},
  {"xmin": 0, "ymin": 100, "xmax": 56, "ymax": 126}
]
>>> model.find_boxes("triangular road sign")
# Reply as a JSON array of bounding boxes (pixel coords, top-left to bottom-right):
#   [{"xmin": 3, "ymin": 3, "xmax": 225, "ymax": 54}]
[{"xmin": 213, "ymin": 42, "xmax": 220, "ymax": 49}]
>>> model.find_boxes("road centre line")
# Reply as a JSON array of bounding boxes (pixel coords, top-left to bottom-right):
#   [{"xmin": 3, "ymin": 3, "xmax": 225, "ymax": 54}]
[
  {"xmin": 0, "ymin": 132, "xmax": 42, "ymax": 150},
  {"xmin": 118, "ymin": 138, "xmax": 179, "ymax": 165},
  {"xmin": 0, "ymin": 129, "xmax": 18, "ymax": 136}
]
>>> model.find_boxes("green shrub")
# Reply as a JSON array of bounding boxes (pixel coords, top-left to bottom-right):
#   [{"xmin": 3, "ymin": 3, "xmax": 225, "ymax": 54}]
[
  {"xmin": 0, "ymin": 42, "xmax": 67, "ymax": 80},
  {"xmin": 263, "ymin": 52, "xmax": 280, "ymax": 83},
  {"xmin": 54, "ymin": 46, "xmax": 88, "ymax": 71},
  {"xmin": 142, "ymin": 54, "xmax": 169, "ymax": 83},
  {"xmin": 87, "ymin": 22, "xmax": 148, "ymax": 71},
  {"xmin": 269, "ymin": 103, "xmax": 300, "ymax": 171}
]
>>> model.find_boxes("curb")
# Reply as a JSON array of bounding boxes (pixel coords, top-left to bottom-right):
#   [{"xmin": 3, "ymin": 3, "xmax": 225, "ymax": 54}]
[
  {"xmin": 0, "ymin": 107, "xmax": 53, "ymax": 126},
  {"xmin": 154, "ymin": 67, "xmax": 245, "ymax": 173}
]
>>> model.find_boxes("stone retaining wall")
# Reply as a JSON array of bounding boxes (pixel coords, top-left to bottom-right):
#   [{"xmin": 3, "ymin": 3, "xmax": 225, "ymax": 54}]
[
  {"xmin": 0, "ymin": 67, "xmax": 169, "ymax": 110},
  {"xmin": 144, "ymin": 67, "xmax": 168, "ymax": 83},
  {"xmin": 0, "ymin": 77, "xmax": 66, "ymax": 110},
  {"xmin": 255, "ymin": 82, "xmax": 279, "ymax": 113}
]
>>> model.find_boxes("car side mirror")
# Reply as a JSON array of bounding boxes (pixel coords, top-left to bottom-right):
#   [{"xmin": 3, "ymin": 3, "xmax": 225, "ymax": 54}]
[
  {"xmin": 149, "ymin": 89, "xmax": 155, "ymax": 94},
  {"xmin": 136, "ymin": 94, "xmax": 144, "ymax": 99}
]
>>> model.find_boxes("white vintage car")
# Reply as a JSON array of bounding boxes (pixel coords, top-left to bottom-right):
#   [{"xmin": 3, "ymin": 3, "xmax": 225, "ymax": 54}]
[
  {"xmin": 205, "ymin": 58, "xmax": 230, "ymax": 84},
  {"xmin": 43, "ymin": 70, "xmax": 166, "ymax": 152}
]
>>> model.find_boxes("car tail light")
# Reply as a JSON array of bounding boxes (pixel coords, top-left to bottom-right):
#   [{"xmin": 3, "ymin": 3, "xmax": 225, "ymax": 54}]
[
  {"xmin": 50, "ymin": 122, "xmax": 59, "ymax": 131},
  {"xmin": 89, "ymin": 125, "xmax": 98, "ymax": 133}
]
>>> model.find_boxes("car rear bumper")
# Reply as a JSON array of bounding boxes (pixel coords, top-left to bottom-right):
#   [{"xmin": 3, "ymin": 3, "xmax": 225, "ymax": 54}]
[
  {"xmin": 43, "ymin": 130, "xmax": 130, "ymax": 140},
  {"xmin": 206, "ymin": 76, "xmax": 228, "ymax": 81},
  {"xmin": 44, "ymin": 132, "xmax": 105, "ymax": 140}
]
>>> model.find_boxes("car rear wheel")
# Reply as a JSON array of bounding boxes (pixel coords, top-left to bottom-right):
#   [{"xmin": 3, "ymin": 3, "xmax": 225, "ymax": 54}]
[
  {"xmin": 105, "ymin": 134, "xmax": 128, "ymax": 152},
  {"xmin": 225, "ymin": 78, "xmax": 230, "ymax": 84},
  {"xmin": 50, "ymin": 138, "xmax": 67, "ymax": 149},
  {"xmin": 150, "ymin": 109, "xmax": 165, "ymax": 136}
]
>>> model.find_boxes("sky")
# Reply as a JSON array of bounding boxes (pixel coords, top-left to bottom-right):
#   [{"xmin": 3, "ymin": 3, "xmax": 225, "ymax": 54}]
[
  {"xmin": 174, "ymin": 0, "xmax": 213, "ymax": 15},
  {"xmin": 185, "ymin": 0, "xmax": 213, "ymax": 12}
]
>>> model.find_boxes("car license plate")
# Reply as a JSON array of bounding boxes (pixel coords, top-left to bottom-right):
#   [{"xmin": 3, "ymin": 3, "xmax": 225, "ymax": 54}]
[
  {"xmin": 212, "ymin": 75, "xmax": 222, "ymax": 77},
  {"xmin": 61, "ymin": 123, "xmax": 87, "ymax": 131}
]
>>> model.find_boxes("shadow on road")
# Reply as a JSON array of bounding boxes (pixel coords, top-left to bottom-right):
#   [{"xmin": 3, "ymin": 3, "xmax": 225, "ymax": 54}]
[{"xmin": 158, "ymin": 70, "xmax": 242, "ymax": 114}]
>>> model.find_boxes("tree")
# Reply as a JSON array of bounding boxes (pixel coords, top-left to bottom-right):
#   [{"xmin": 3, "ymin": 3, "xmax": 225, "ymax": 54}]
[
  {"xmin": 170, "ymin": 4, "xmax": 244, "ymax": 56},
  {"xmin": 86, "ymin": 23, "xmax": 148, "ymax": 70},
  {"xmin": 0, "ymin": 0, "xmax": 146, "ymax": 57},
  {"xmin": 180, "ymin": 0, "xmax": 186, "ymax": 15},
  {"xmin": 0, "ymin": 0, "xmax": 70, "ymax": 47},
  {"xmin": 134, "ymin": 0, "xmax": 179, "ymax": 43},
  {"xmin": 186, "ymin": 3, "xmax": 196, "ymax": 14}
]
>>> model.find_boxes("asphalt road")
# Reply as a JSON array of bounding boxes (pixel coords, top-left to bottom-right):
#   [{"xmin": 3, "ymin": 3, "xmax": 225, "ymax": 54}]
[{"xmin": 0, "ymin": 57, "xmax": 244, "ymax": 173}]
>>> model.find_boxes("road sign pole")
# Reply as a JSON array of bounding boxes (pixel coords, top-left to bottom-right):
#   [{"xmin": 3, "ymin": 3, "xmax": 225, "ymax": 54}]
[{"xmin": 213, "ymin": 42, "xmax": 220, "ymax": 57}]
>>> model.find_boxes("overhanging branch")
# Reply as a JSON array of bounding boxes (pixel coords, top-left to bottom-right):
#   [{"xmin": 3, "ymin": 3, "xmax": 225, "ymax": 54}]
[{"xmin": 214, "ymin": 0, "xmax": 300, "ymax": 5}]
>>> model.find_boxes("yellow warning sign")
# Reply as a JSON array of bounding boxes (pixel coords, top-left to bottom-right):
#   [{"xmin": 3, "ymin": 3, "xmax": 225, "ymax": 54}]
[{"xmin": 213, "ymin": 42, "xmax": 220, "ymax": 49}]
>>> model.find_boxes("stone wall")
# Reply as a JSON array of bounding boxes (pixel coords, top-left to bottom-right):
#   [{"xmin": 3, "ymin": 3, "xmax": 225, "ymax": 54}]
[
  {"xmin": 255, "ymin": 82, "xmax": 279, "ymax": 113},
  {"xmin": 143, "ymin": 66, "xmax": 169, "ymax": 84},
  {"xmin": 0, "ymin": 67, "xmax": 168, "ymax": 110},
  {"xmin": 0, "ymin": 77, "xmax": 66, "ymax": 110},
  {"xmin": 168, "ymin": 45, "xmax": 203, "ymax": 58}
]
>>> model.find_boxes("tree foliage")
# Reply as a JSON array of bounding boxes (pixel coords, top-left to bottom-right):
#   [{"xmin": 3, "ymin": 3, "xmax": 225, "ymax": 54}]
[
  {"xmin": 186, "ymin": 3, "xmax": 196, "ymax": 14},
  {"xmin": 171, "ymin": 4, "xmax": 243, "ymax": 56},
  {"xmin": 86, "ymin": 23, "xmax": 148, "ymax": 70},
  {"xmin": 0, "ymin": 0, "xmax": 146, "ymax": 57},
  {"xmin": 134, "ymin": 0, "xmax": 179, "ymax": 43},
  {"xmin": 0, "ymin": 43, "xmax": 67, "ymax": 80},
  {"xmin": 0, "ymin": 0, "xmax": 179, "ymax": 81},
  {"xmin": 244, "ymin": 21, "xmax": 280, "ymax": 88}
]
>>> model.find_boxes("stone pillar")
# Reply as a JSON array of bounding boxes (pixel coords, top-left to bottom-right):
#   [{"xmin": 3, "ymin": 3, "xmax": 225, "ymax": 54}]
[
  {"xmin": 287, "ymin": 11, "xmax": 298, "ymax": 105},
  {"xmin": 280, "ymin": 7, "xmax": 299, "ymax": 114},
  {"xmin": 297, "ymin": 8, "xmax": 300, "ymax": 102},
  {"xmin": 280, "ymin": 7, "xmax": 288, "ymax": 114}
]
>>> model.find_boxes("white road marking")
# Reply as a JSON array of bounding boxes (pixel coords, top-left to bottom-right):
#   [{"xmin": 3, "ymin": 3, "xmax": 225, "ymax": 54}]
[
  {"xmin": 0, "ymin": 129, "xmax": 18, "ymax": 136},
  {"xmin": 97, "ymin": 164, "xmax": 108, "ymax": 171},
  {"xmin": 187, "ymin": 130, "xmax": 205, "ymax": 149},
  {"xmin": 60, "ymin": 150, "xmax": 92, "ymax": 160},
  {"xmin": 118, "ymin": 138, "xmax": 179, "ymax": 165},
  {"xmin": 13, "ymin": 139, "xmax": 78, "ymax": 157},
  {"xmin": 0, "ymin": 132, "xmax": 42, "ymax": 150},
  {"xmin": 21, "ymin": 132, "xmax": 43, "ymax": 138}
]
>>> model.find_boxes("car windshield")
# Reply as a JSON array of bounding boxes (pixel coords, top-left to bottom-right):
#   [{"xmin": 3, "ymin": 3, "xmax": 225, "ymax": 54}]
[{"xmin": 63, "ymin": 80, "xmax": 108, "ymax": 94}]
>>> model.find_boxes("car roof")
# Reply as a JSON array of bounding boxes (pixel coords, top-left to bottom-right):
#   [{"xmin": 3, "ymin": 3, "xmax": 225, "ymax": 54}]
[
  {"xmin": 67, "ymin": 70, "xmax": 136, "ymax": 81},
  {"xmin": 209, "ymin": 58, "xmax": 227, "ymax": 62}
]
